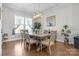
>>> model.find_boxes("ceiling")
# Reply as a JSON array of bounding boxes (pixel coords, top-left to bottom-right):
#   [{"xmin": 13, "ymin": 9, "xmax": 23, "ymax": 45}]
[{"xmin": 3, "ymin": 3, "xmax": 62, "ymax": 15}]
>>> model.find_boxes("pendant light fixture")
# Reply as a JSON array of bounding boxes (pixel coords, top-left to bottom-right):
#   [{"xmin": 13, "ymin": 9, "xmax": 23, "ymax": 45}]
[{"xmin": 32, "ymin": 3, "xmax": 42, "ymax": 19}]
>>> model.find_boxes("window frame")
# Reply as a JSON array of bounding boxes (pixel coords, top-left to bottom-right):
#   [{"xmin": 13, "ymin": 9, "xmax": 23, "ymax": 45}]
[{"xmin": 15, "ymin": 15, "xmax": 32, "ymax": 34}]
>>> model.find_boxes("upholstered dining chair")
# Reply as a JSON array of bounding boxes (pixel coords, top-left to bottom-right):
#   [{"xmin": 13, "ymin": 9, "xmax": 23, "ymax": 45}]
[
  {"xmin": 20, "ymin": 30, "xmax": 26, "ymax": 48},
  {"xmin": 42, "ymin": 31, "xmax": 56, "ymax": 55},
  {"xmin": 24, "ymin": 31, "xmax": 37, "ymax": 51},
  {"xmin": 43, "ymin": 30, "xmax": 48, "ymax": 34}
]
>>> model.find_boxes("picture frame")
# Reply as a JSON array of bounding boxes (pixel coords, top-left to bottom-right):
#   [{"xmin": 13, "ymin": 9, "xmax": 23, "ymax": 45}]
[{"xmin": 46, "ymin": 15, "xmax": 56, "ymax": 27}]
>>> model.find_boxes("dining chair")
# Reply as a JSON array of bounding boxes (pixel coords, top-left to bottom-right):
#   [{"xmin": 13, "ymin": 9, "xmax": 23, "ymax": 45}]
[
  {"xmin": 42, "ymin": 31, "xmax": 56, "ymax": 55},
  {"xmin": 20, "ymin": 30, "xmax": 25, "ymax": 48},
  {"xmin": 43, "ymin": 30, "xmax": 48, "ymax": 34},
  {"xmin": 50, "ymin": 31, "xmax": 57, "ymax": 43},
  {"xmin": 25, "ymin": 31, "xmax": 37, "ymax": 51}
]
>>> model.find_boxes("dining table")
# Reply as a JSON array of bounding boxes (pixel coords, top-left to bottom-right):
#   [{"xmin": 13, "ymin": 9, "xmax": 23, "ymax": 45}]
[{"xmin": 29, "ymin": 33, "xmax": 51, "ymax": 51}]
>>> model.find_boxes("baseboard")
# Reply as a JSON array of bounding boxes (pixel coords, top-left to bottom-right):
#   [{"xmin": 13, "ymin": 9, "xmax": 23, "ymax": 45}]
[
  {"xmin": 2, "ymin": 38, "xmax": 22, "ymax": 42},
  {"xmin": 56, "ymin": 39, "xmax": 74, "ymax": 44},
  {"xmin": 3, "ymin": 38, "xmax": 64, "ymax": 43},
  {"xmin": 56, "ymin": 39, "xmax": 64, "ymax": 43}
]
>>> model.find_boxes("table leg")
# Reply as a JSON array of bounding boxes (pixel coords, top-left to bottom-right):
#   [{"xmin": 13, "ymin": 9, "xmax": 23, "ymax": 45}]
[{"xmin": 36, "ymin": 38, "xmax": 43, "ymax": 51}]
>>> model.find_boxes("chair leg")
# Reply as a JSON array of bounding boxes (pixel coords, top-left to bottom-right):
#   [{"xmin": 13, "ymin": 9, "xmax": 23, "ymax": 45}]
[
  {"xmin": 40, "ymin": 39, "xmax": 42, "ymax": 51},
  {"xmin": 21, "ymin": 39, "xmax": 23, "ymax": 48},
  {"xmin": 24, "ymin": 39, "xmax": 27, "ymax": 49},
  {"xmin": 48, "ymin": 46, "xmax": 51, "ymax": 56},
  {"xmin": 21, "ymin": 39, "xmax": 25, "ymax": 48},
  {"xmin": 28, "ymin": 44, "xmax": 31, "ymax": 51},
  {"xmin": 24, "ymin": 40, "xmax": 26, "ymax": 48},
  {"xmin": 40, "ymin": 43, "xmax": 42, "ymax": 51},
  {"xmin": 52, "ymin": 45, "xmax": 55, "ymax": 55}
]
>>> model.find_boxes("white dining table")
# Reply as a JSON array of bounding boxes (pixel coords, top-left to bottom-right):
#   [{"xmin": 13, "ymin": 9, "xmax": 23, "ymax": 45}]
[
  {"xmin": 29, "ymin": 33, "xmax": 51, "ymax": 51},
  {"xmin": 29, "ymin": 33, "xmax": 50, "ymax": 38}
]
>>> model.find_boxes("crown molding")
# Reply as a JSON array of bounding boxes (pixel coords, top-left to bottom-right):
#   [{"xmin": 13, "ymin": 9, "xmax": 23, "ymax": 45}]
[
  {"xmin": 2, "ymin": 4, "xmax": 32, "ymax": 17},
  {"xmin": 2, "ymin": 3, "xmax": 72, "ymax": 18},
  {"xmin": 43, "ymin": 3, "xmax": 72, "ymax": 14}
]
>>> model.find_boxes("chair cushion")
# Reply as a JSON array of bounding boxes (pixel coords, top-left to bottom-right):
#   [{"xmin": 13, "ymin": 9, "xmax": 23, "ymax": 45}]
[
  {"xmin": 26, "ymin": 39, "xmax": 37, "ymax": 44},
  {"xmin": 42, "ymin": 39, "xmax": 54, "ymax": 46}
]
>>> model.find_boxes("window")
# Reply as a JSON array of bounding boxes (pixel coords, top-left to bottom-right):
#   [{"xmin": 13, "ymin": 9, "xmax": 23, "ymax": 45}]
[
  {"xmin": 15, "ymin": 15, "xmax": 32, "ymax": 34},
  {"xmin": 25, "ymin": 17, "xmax": 32, "ymax": 34},
  {"xmin": 15, "ymin": 16, "xmax": 24, "ymax": 33}
]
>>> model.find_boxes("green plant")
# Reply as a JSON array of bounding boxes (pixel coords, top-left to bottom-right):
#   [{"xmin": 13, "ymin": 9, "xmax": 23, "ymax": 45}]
[
  {"xmin": 61, "ymin": 25, "xmax": 71, "ymax": 42},
  {"xmin": 33, "ymin": 22, "xmax": 41, "ymax": 33}
]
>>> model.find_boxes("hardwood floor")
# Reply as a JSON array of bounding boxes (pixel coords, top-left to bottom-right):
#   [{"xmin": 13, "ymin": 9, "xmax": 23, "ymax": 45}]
[{"xmin": 2, "ymin": 40, "xmax": 79, "ymax": 56}]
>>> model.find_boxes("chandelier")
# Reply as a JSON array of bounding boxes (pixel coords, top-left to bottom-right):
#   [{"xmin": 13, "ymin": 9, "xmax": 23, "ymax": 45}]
[{"xmin": 32, "ymin": 3, "xmax": 42, "ymax": 19}]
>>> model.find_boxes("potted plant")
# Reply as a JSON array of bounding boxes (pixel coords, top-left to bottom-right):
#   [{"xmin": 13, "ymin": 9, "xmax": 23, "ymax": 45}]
[
  {"xmin": 33, "ymin": 22, "xmax": 41, "ymax": 34},
  {"xmin": 61, "ymin": 25, "xmax": 71, "ymax": 45}
]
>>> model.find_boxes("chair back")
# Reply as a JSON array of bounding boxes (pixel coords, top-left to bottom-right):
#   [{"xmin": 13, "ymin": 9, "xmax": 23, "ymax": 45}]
[
  {"xmin": 20, "ymin": 30, "xmax": 25, "ymax": 39},
  {"xmin": 24, "ymin": 30, "xmax": 30, "ymax": 42},
  {"xmin": 43, "ymin": 30, "xmax": 48, "ymax": 34},
  {"xmin": 49, "ymin": 31, "xmax": 57, "ymax": 44},
  {"xmin": 24, "ymin": 30, "xmax": 28, "ymax": 34},
  {"xmin": 34, "ymin": 29, "xmax": 40, "ymax": 34}
]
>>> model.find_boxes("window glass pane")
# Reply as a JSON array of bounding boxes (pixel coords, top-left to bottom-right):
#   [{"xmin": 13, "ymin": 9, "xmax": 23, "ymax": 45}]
[
  {"xmin": 15, "ymin": 15, "xmax": 32, "ymax": 34},
  {"xmin": 15, "ymin": 25, "xmax": 24, "ymax": 33},
  {"xmin": 15, "ymin": 15, "xmax": 24, "ymax": 33},
  {"xmin": 25, "ymin": 18, "xmax": 28, "ymax": 25},
  {"xmin": 15, "ymin": 16, "xmax": 24, "ymax": 24},
  {"xmin": 25, "ymin": 26, "xmax": 32, "ymax": 34},
  {"xmin": 25, "ymin": 17, "xmax": 32, "ymax": 34},
  {"xmin": 25, "ymin": 17, "xmax": 32, "ymax": 26}
]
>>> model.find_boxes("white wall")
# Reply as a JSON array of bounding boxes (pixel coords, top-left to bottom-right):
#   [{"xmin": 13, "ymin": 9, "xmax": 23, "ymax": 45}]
[
  {"xmin": 40, "ymin": 4, "xmax": 73, "ymax": 43},
  {"xmin": 2, "ymin": 7, "xmax": 15, "ymax": 40},
  {"xmin": 0, "ymin": 20, "xmax": 2, "ymax": 56},
  {"xmin": 2, "ymin": 7, "xmax": 32, "ymax": 40},
  {"xmin": 41, "ymin": 4, "xmax": 79, "ymax": 44},
  {"xmin": 0, "ymin": 3, "xmax": 2, "ymax": 56},
  {"xmin": 68, "ymin": 3, "xmax": 79, "ymax": 44},
  {"xmin": 72, "ymin": 4, "xmax": 79, "ymax": 34}
]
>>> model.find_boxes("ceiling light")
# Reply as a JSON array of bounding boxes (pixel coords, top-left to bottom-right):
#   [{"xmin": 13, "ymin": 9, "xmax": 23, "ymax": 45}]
[
  {"xmin": 32, "ymin": 3, "xmax": 42, "ymax": 19},
  {"xmin": 33, "ymin": 12, "xmax": 42, "ymax": 19}
]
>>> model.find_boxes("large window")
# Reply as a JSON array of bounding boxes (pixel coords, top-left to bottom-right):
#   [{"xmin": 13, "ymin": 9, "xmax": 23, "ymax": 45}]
[
  {"xmin": 25, "ymin": 17, "xmax": 32, "ymax": 34},
  {"xmin": 15, "ymin": 15, "xmax": 32, "ymax": 34},
  {"xmin": 15, "ymin": 16, "xmax": 24, "ymax": 33}
]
